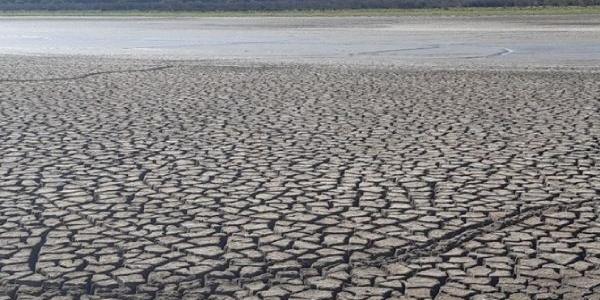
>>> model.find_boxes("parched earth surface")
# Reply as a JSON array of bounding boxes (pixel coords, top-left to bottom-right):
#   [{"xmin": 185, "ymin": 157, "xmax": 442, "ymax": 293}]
[{"xmin": 0, "ymin": 56, "xmax": 599, "ymax": 300}]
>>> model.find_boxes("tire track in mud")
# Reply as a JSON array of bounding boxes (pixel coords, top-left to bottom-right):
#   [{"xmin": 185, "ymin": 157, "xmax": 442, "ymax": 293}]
[{"xmin": 350, "ymin": 45, "xmax": 441, "ymax": 56}]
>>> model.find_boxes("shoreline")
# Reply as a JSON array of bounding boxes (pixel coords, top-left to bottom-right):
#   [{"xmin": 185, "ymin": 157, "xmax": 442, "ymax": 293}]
[
  {"xmin": 2, "ymin": 54, "xmax": 600, "ymax": 75},
  {"xmin": 1, "ymin": 6, "xmax": 600, "ymax": 18}
]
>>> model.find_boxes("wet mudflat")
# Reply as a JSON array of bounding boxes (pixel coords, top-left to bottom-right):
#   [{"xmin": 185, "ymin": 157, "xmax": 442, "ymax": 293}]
[
  {"xmin": 1, "ymin": 14, "xmax": 600, "ymax": 300},
  {"xmin": 0, "ymin": 15, "xmax": 600, "ymax": 67}
]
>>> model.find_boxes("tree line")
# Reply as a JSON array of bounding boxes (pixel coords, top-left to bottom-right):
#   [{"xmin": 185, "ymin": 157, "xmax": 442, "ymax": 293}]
[{"xmin": 0, "ymin": 0, "xmax": 598, "ymax": 11}]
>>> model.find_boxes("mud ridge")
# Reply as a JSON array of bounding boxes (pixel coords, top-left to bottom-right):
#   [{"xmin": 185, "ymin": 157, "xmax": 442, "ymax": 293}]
[{"xmin": 0, "ymin": 65, "xmax": 173, "ymax": 83}]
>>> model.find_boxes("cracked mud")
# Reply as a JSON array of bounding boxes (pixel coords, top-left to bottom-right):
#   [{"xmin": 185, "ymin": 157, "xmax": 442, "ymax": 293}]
[{"xmin": 0, "ymin": 56, "xmax": 599, "ymax": 300}]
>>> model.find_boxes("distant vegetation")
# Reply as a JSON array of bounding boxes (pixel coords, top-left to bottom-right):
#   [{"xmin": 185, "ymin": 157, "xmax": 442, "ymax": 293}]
[
  {"xmin": 0, "ymin": 0, "xmax": 599, "ymax": 11},
  {"xmin": 2, "ymin": 6, "xmax": 600, "ymax": 16}
]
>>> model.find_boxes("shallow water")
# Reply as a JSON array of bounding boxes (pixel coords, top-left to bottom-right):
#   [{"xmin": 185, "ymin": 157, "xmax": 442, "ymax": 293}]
[{"xmin": 1, "ymin": 15, "xmax": 599, "ymax": 67}]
